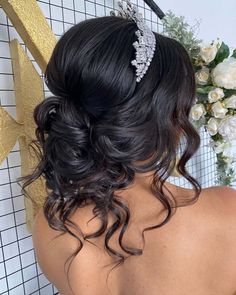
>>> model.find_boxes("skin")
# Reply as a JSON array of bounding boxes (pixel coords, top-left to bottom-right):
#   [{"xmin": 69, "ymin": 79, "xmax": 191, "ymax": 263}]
[{"xmin": 32, "ymin": 169, "xmax": 236, "ymax": 295}]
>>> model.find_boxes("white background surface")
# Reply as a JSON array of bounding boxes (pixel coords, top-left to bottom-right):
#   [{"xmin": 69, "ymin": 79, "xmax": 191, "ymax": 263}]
[{"xmin": 157, "ymin": 0, "xmax": 236, "ymax": 48}]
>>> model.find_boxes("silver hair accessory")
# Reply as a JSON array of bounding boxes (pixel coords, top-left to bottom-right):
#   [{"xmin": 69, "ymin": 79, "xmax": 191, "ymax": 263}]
[{"xmin": 110, "ymin": 0, "xmax": 156, "ymax": 82}]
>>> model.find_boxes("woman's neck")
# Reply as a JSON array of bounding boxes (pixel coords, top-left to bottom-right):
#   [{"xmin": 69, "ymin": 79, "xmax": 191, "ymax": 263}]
[{"xmin": 114, "ymin": 171, "xmax": 196, "ymax": 224}]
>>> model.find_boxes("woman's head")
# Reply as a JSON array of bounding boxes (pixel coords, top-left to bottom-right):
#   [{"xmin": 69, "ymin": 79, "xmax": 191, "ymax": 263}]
[
  {"xmin": 40, "ymin": 15, "xmax": 199, "ymax": 174},
  {"xmin": 21, "ymin": 15, "xmax": 201, "ymax": 283}
]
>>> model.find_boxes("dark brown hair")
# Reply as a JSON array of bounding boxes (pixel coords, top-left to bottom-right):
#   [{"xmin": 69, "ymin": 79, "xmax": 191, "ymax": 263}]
[{"xmin": 19, "ymin": 15, "xmax": 201, "ymax": 291}]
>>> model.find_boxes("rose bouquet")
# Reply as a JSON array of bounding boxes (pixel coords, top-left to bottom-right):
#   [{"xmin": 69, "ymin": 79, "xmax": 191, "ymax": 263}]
[
  {"xmin": 190, "ymin": 41, "xmax": 236, "ymax": 185},
  {"xmin": 162, "ymin": 12, "xmax": 236, "ymax": 186}
]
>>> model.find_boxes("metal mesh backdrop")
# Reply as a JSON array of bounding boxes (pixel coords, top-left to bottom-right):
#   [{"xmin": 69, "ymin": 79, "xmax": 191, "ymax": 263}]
[{"xmin": 0, "ymin": 0, "xmax": 217, "ymax": 294}]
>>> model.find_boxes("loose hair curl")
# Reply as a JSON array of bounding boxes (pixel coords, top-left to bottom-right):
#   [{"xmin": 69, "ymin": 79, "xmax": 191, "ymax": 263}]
[{"xmin": 19, "ymin": 16, "xmax": 201, "ymax": 290}]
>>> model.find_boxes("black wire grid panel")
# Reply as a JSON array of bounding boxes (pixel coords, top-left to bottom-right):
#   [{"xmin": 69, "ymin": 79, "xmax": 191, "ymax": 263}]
[{"xmin": 0, "ymin": 0, "xmax": 217, "ymax": 294}]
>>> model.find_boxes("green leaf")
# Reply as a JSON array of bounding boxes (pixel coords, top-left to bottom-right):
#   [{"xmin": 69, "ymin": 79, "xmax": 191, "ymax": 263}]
[
  {"xmin": 207, "ymin": 59, "xmax": 216, "ymax": 69},
  {"xmin": 162, "ymin": 10, "xmax": 202, "ymax": 60},
  {"xmin": 214, "ymin": 42, "xmax": 230, "ymax": 65},
  {"xmin": 224, "ymin": 89, "xmax": 236, "ymax": 97},
  {"xmin": 232, "ymin": 49, "xmax": 236, "ymax": 59},
  {"xmin": 196, "ymin": 86, "xmax": 215, "ymax": 94},
  {"xmin": 196, "ymin": 88, "xmax": 206, "ymax": 94},
  {"xmin": 211, "ymin": 134, "xmax": 223, "ymax": 142},
  {"xmin": 194, "ymin": 64, "xmax": 202, "ymax": 71}
]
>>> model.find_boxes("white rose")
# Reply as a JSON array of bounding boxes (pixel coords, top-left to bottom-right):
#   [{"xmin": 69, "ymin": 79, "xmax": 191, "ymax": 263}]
[
  {"xmin": 200, "ymin": 41, "xmax": 219, "ymax": 64},
  {"xmin": 212, "ymin": 57, "xmax": 236, "ymax": 90},
  {"xmin": 212, "ymin": 141, "xmax": 233, "ymax": 159},
  {"xmin": 212, "ymin": 141, "xmax": 227, "ymax": 154},
  {"xmin": 218, "ymin": 115, "xmax": 236, "ymax": 140},
  {"xmin": 224, "ymin": 156, "xmax": 234, "ymax": 166},
  {"xmin": 211, "ymin": 101, "xmax": 228, "ymax": 118},
  {"xmin": 195, "ymin": 67, "xmax": 210, "ymax": 85},
  {"xmin": 206, "ymin": 118, "xmax": 219, "ymax": 136},
  {"xmin": 223, "ymin": 143, "xmax": 236, "ymax": 163},
  {"xmin": 208, "ymin": 88, "xmax": 224, "ymax": 103},
  {"xmin": 190, "ymin": 104, "xmax": 206, "ymax": 121},
  {"xmin": 222, "ymin": 147, "xmax": 233, "ymax": 160},
  {"xmin": 224, "ymin": 95, "xmax": 236, "ymax": 108}
]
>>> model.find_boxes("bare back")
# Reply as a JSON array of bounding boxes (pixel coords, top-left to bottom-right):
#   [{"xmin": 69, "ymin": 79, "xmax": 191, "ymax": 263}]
[
  {"xmin": 32, "ymin": 185, "xmax": 236, "ymax": 295},
  {"xmin": 113, "ymin": 186, "xmax": 236, "ymax": 295}
]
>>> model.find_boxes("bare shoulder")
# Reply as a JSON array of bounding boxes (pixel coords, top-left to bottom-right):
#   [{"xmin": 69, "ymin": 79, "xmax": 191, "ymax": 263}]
[
  {"xmin": 203, "ymin": 185, "xmax": 236, "ymax": 215},
  {"xmin": 202, "ymin": 185, "xmax": 236, "ymax": 274},
  {"xmin": 32, "ymin": 205, "xmax": 113, "ymax": 295},
  {"xmin": 198, "ymin": 185, "xmax": 236, "ymax": 230}
]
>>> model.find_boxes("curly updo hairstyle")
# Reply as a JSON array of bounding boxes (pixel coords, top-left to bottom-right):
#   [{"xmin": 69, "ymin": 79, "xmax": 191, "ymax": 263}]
[{"xmin": 20, "ymin": 15, "xmax": 201, "ymax": 283}]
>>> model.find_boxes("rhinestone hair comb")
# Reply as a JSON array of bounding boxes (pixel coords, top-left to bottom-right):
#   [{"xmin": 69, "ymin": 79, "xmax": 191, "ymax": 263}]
[{"xmin": 110, "ymin": 0, "xmax": 156, "ymax": 82}]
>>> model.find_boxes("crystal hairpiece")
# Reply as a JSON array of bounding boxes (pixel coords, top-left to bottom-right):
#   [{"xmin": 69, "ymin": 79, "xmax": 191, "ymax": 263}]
[{"xmin": 110, "ymin": 0, "xmax": 156, "ymax": 82}]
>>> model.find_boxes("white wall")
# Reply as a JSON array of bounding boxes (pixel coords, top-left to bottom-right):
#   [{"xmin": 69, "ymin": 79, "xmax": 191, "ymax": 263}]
[{"xmin": 157, "ymin": 0, "xmax": 236, "ymax": 48}]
